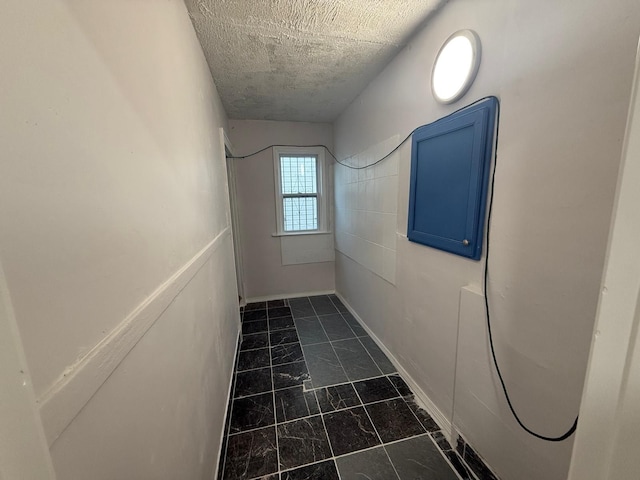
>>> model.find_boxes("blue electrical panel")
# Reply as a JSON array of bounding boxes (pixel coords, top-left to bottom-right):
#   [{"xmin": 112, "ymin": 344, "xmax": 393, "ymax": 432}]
[{"xmin": 407, "ymin": 97, "xmax": 498, "ymax": 260}]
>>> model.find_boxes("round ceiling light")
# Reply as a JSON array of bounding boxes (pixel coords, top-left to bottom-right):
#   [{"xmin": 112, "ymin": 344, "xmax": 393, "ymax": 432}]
[{"xmin": 431, "ymin": 30, "xmax": 481, "ymax": 104}]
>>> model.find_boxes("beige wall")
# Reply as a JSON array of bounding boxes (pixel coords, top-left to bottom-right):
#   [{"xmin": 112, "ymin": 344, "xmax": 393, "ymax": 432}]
[
  {"xmin": 0, "ymin": 1, "xmax": 239, "ymax": 479},
  {"xmin": 229, "ymin": 120, "xmax": 335, "ymax": 300},
  {"xmin": 333, "ymin": 1, "xmax": 640, "ymax": 479}
]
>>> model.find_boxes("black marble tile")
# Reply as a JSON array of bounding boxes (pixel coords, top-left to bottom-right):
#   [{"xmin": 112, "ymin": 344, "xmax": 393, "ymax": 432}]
[
  {"xmin": 270, "ymin": 328, "xmax": 299, "ymax": 346},
  {"xmin": 281, "ymin": 460, "xmax": 339, "ymax": 480},
  {"xmin": 271, "ymin": 343, "xmax": 304, "ymax": 365},
  {"xmin": 332, "ymin": 338, "xmax": 382, "ymax": 381},
  {"xmin": 385, "ymin": 435, "xmax": 458, "ymax": 480},
  {"xmin": 244, "ymin": 301, "xmax": 266, "ymax": 311},
  {"xmin": 268, "ymin": 299, "xmax": 288, "ymax": 308},
  {"xmin": 218, "ymin": 370, "xmax": 236, "ymax": 480},
  {"xmin": 229, "ymin": 392, "xmax": 275, "ymax": 434},
  {"xmin": 315, "ymin": 383, "xmax": 361, "ymax": 413},
  {"xmin": 309, "ymin": 295, "xmax": 339, "ymax": 315},
  {"xmin": 242, "ymin": 319, "xmax": 268, "ymax": 335},
  {"xmin": 234, "ymin": 368, "xmax": 272, "ymax": 398},
  {"xmin": 345, "ymin": 321, "xmax": 368, "ymax": 337},
  {"xmin": 335, "ymin": 446, "xmax": 400, "ymax": 480},
  {"xmin": 405, "ymin": 396, "xmax": 440, "ymax": 432},
  {"xmin": 240, "ymin": 332, "xmax": 269, "ymax": 351},
  {"xmin": 237, "ymin": 348, "xmax": 271, "ymax": 372},
  {"xmin": 323, "ymin": 406, "xmax": 381, "ymax": 456},
  {"xmin": 328, "ymin": 294, "xmax": 349, "ymax": 313},
  {"xmin": 305, "ymin": 391, "xmax": 320, "ymax": 415},
  {"xmin": 277, "ymin": 416, "xmax": 332, "ymax": 470},
  {"xmin": 340, "ymin": 310, "xmax": 359, "ymax": 327},
  {"xmin": 388, "ymin": 374, "xmax": 412, "ymax": 396},
  {"xmin": 432, "ymin": 431, "xmax": 452, "ymax": 451},
  {"xmin": 456, "ymin": 436, "xmax": 466, "ymax": 457},
  {"xmin": 444, "ymin": 451, "xmax": 475, "ymax": 480},
  {"xmin": 318, "ymin": 314, "xmax": 356, "ymax": 341},
  {"xmin": 365, "ymin": 398, "xmax": 425, "ymax": 443},
  {"xmin": 269, "ymin": 315, "xmax": 295, "ymax": 331},
  {"xmin": 302, "ymin": 342, "xmax": 348, "ymax": 387},
  {"xmin": 244, "ymin": 309, "xmax": 268, "ymax": 321},
  {"xmin": 273, "ymin": 361, "xmax": 310, "ymax": 390},
  {"xmin": 353, "ymin": 376, "xmax": 400, "ymax": 404},
  {"xmin": 463, "ymin": 444, "xmax": 499, "ymax": 480},
  {"xmin": 223, "ymin": 426, "xmax": 278, "ymax": 479},
  {"xmin": 294, "ymin": 317, "xmax": 330, "ymax": 345},
  {"xmin": 288, "ymin": 297, "xmax": 316, "ymax": 318},
  {"xmin": 268, "ymin": 306, "xmax": 292, "ymax": 318},
  {"xmin": 274, "ymin": 386, "xmax": 319, "ymax": 423},
  {"xmin": 359, "ymin": 337, "xmax": 396, "ymax": 374}
]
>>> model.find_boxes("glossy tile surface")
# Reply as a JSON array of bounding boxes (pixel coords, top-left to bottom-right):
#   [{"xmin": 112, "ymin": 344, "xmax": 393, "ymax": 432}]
[
  {"xmin": 336, "ymin": 446, "xmax": 400, "ymax": 480},
  {"xmin": 281, "ymin": 460, "xmax": 340, "ymax": 480},
  {"xmin": 354, "ymin": 376, "xmax": 400, "ymax": 403},
  {"xmin": 366, "ymin": 398, "xmax": 425, "ymax": 443},
  {"xmin": 237, "ymin": 348, "xmax": 270, "ymax": 372},
  {"xmin": 385, "ymin": 435, "xmax": 459, "ymax": 480},
  {"xmin": 332, "ymin": 338, "xmax": 382, "ymax": 381},
  {"xmin": 223, "ymin": 427, "xmax": 278, "ymax": 479},
  {"xmin": 219, "ymin": 295, "xmax": 493, "ymax": 480},
  {"xmin": 229, "ymin": 392, "xmax": 275, "ymax": 434},
  {"xmin": 277, "ymin": 416, "xmax": 332, "ymax": 469},
  {"xmin": 271, "ymin": 343, "xmax": 304, "ymax": 365},
  {"xmin": 315, "ymin": 383, "xmax": 361, "ymax": 412},
  {"xmin": 302, "ymin": 342, "xmax": 348, "ymax": 387},
  {"xmin": 324, "ymin": 406, "xmax": 380, "ymax": 455}
]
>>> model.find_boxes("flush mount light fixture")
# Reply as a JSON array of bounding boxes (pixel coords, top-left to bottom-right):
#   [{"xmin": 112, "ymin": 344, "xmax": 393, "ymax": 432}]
[{"xmin": 431, "ymin": 30, "xmax": 481, "ymax": 104}]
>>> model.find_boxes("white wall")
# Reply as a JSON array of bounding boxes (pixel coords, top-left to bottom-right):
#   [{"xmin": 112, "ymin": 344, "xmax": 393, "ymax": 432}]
[
  {"xmin": 568, "ymin": 40, "xmax": 640, "ymax": 480},
  {"xmin": 333, "ymin": 1, "xmax": 640, "ymax": 479},
  {"xmin": 0, "ymin": 1, "xmax": 239, "ymax": 478},
  {"xmin": 229, "ymin": 120, "xmax": 335, "ymax": 300}
]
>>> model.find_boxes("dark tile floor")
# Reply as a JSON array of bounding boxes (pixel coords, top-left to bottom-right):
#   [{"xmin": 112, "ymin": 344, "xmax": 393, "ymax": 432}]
[{"xmin": 218, "ymin": 295, "xmax": 489, "ymax": 480}]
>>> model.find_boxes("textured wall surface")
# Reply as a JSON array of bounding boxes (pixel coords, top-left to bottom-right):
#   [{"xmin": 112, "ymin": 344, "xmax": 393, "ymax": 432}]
[
  {"xmin": 332, "ymin": 1, "xmax": 640, "ymax": 479},
  {"xmin": 185, "ymin": 0, "xmax": 444, "ymax": 121},
  {"xmin": 0, "ymin": 0, "xmax": 239, "ymax": 478}
]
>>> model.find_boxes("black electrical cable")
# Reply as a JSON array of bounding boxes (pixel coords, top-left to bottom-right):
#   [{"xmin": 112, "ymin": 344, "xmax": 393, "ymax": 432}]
[
  {"xmin": 228, "ymin": 97, "xmax": 579, "ymax": 441},
  {"xmin": 226, "ymin": 97, "xmax": 496, "ymax": 169},
  {"xmin": 484, "ymin": 100, "xmax": 578, "ymax": 442}
]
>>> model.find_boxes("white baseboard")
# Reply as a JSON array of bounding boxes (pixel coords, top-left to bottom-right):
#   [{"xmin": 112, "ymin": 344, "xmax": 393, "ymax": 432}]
[
  {"xmin": 245, "ymin": 289, "xmax": 335, "ymax": 304},
  {"xmin": 39, "ymin": 228, "xmax": 232, "ymax": 446},
  {"xmin": 213, "ymin": 329, "xmax": 241, "ymax": 480},
  {"xmin": 335, "ymin": 291, "xmax": 453, "ymax": 440}
]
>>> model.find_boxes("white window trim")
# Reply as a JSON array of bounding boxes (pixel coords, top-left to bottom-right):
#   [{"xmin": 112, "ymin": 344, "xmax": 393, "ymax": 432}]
[{"xmin": 273, "ymin": 146, "xmax": 329, "ymax": 236}]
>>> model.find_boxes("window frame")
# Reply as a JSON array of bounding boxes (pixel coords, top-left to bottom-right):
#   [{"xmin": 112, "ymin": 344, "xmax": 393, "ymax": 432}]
[{"xmin": 273, "ymin": 146, "xmax": 329, "ymax": 236}]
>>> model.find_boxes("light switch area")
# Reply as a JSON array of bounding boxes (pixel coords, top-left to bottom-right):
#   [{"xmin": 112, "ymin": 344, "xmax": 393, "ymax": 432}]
[{"xmin": 335, "ymin": 136, "xmax": 400, "ymax": 284}]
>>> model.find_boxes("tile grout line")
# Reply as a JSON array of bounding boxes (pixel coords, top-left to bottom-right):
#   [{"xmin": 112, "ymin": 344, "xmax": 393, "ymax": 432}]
[
  {"xmin": 267, "ymin": 305, "xmax": 282, "ymax": 479},
  {"xmin": 319, "ymin": 295, "xmax": 450, "ymax": 480},
  {"xmin": 229, "ymin": 392, "xmax": 411, "ymax": 437},
  {"xmin": 328, "ymin": 295, "xmax": 470, "ymax": 480},
  {"xmin": 309, "ymin": 298, "xmax": 380, "ymax": 480},
  {"xmin": 289, "ymin": 298, "xmax": 341, "ymax": 478},
  {"xmin": 244, "ymin": 296, "xmax": 467, "ymax": 479},
  {"xmin": 348, "ymin": 373, "xmax": 403, "ymax": 480}
]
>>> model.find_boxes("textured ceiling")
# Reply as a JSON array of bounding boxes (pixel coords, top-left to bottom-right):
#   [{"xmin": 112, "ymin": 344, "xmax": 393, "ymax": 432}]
[{"xmin": 185, "ymin": 0, "xmax": 445, "ymax": 122}]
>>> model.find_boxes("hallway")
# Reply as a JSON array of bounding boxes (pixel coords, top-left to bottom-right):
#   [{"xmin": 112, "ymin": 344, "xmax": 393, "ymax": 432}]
[
  {"xmin": 3, "ymin": 1, "xmax": 640, "ymax": 479},
  {"xmin": 219, "ymin": 295, "xmax": 492, "ymax": 480}
]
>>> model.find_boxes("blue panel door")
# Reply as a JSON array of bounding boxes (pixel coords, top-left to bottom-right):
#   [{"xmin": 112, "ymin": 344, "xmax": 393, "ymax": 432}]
[{"xmin": 408, "ymin": 97, "xmax": 498, "ymax": 260}]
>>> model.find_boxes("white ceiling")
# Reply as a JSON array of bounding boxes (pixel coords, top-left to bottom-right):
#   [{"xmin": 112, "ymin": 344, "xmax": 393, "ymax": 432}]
[{"xmin": 185, "ymin": 0, "xmax": 445, "ymax": 122}]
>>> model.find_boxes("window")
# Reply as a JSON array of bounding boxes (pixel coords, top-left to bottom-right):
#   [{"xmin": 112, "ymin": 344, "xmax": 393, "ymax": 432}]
[{"xmin": 273, "ymin": 146, "xmax": 328, "ymax": 235}]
